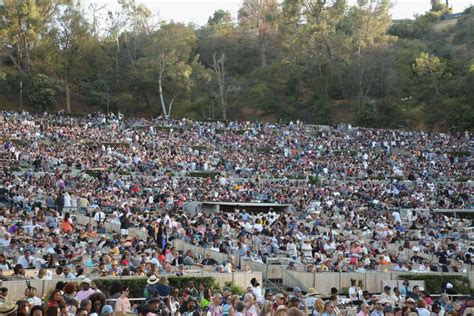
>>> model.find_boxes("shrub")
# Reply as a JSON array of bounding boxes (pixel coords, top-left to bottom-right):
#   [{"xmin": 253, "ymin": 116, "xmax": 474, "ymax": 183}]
[
  {"xmin": 190, "ymin": 145, "xmax": 210, "ymax": 151},
  {"xmin": 54, "ymin": 276, "xmax": 221, "ymax": 299},
  {"xmin": 223, "ymin": 281, "xmax": 244, "ymax": 296},
  {"xmin": 102, "ymin": 142, "xmax": 131, "ymax": 148},
  {"xmin": 258, "ymin": 147, "xmax": 273, "ymax": 154},
  {"xmin": 400, "ymin": 274, "xmax": 472, "ymax": 294},
  {"xmin": 9, "ymin": 139, "xmax": 28, "ymax": 146},
  {"xmin": 447, "ymin": 151, "xmax": 471, "ymax": 157},
  {"xmin": 26, "ymin": 74, "xmax": 57, "ymax": 111},
  {"xmin": 309, "ymin": 175, "xmax": 321, "ymax": 186},
  {"xmin": 188, "ymin": 172, "xmax": 217, "ymax": 179},
  {"xmin": 84, "ymin": 169, "xmax": 103, "ymax": 178}
]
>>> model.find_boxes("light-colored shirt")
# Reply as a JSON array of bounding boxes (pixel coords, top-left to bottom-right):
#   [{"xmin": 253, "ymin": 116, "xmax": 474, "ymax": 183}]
[
  {"xmin": 26, "ymin": 296, "xmax": 42, "ymax": 306},
  {"xmin": 75, "ymin": 289, "xmax": 95, "ymax": 302},
  {"xmin": 115, "ymin": 296, "xmax": 132, "ymax": 313},
  {"xmin": 17, "ymin": 255, "xmax": 35, "ymax": 268}
]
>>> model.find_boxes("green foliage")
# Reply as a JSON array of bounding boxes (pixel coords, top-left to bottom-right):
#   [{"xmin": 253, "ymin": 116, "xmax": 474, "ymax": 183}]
[
  {"xmin": 400, "ymin": 274, "xmax": 472, "ymax": 294},
  {"xmin": 102, "ymin": 142, "xmax": 131, "ymax": 148},
  {"xmin": 447, "ymin": 151, "xmax": 471, "ymax": 157},
  {"xmin": 65, "ymin": 276, "xmax": 220, "ymax": 299},
  {"xmin": 224, "ymin": 281, "xmax": 244, "ymax": 296},
  {"xmin": 190, "ymin": 145, "xmax": 211, "ymax": 151},
  {"xmin": 308, "ymin": 175, "xmax": 321, "ymax": 186},
  {"xmin": 188, "ymin": 172, "xmax": 218, "ymax": 179},
  {"xmin": 353, "ymin": 98, "xmax": 377, "ymax": 128},
  {"xmin": 84, "ymin": 169, "xmax": 103, "ymax": 178},
  {"xmin": 0, "ymin": 1, "xmax": 473, "ymax": 131},
  {"xmin": 26, "ymin": 74, "xmax": 57, "ymax": 111}
]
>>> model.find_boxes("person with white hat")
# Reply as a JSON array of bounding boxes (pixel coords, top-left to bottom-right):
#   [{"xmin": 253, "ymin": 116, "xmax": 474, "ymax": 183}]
[
  {"xmin": 145, "ymin": 275, "xmax": 159, "ymax": 299},
  {"xmin": 75, "ymin": 278, "xmax": 95, "ymax": 302},
  {"xmin": 0, "ymin": 302, "xmax": 18, "ymax": 316},
  {"xmin": 305, "ymin": 288, "xmax": 318, "ymax": 308}
]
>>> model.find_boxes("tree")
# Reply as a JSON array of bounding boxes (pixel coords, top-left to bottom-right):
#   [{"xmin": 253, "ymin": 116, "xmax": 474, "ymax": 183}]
[
  {"xmin": 136, "ymin": 23, "xmax": 210, "ymax": 118},
  {"xmin": 26, "ymin": 74, "xmax": 57, "ymax": 111},
  {"xmin": 347, "ymin": 0, "xmax": 392, "ymax": 99},
  {"xmin": 51, "ymin": 6, "xmax": 91, "ymax": 113},
  {"xmin": 208, "ymin": 9, "xmax": 232, "ymax": 26},
  {"xmin": 412, "ymin": 52, "xmax": 446, "ymax": 97},
  {"xmin": 213, "ymin": 51, "xmax": 228, "ymax": 120},
  {"xmin": 0, "ymin": 0, "xmax": 62, "ymax": 74},
  {"xmin": 239, "ymin": 0, "xmax": 280, "ymax": 67}
]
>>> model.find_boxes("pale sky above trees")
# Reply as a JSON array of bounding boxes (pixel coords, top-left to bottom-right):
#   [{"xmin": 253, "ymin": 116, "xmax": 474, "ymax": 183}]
[{"xmin": 88, "ymin": 0, "xmax": 473, "ymax": 25}]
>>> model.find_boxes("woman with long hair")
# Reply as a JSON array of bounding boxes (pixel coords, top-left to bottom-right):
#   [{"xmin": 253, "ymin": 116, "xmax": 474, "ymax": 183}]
[
  {"xmin": 89, "ymin": 292, "xmax": 107, "ymax": 316},
  {"xmin": 0, "ymin": 254, "xmax": 10, "ymax": 271},
  {"xmin": 42, "ymin": 254, "xmax": 56, "ymax": 269},
  {"xmin": 17, "ymin": 300, "xmax": 30, "ymax": 316},
  {"xmin": 115, "ymin": 286, "xmax": 132, "ymax": 314},
  {"xmin": 312, "ymin": 299, "xmax": 325, "ymax": 316},
  {"xmin": 47, "ymin": 290, "xmax": 63, "ymax": 308},
  {"xmin": 167, "ymin": 287, "xmax": 180, "ymax": 316},
  {"xmin": 199, "ymin": 289, "xmax": 212, "ymax": 310}
]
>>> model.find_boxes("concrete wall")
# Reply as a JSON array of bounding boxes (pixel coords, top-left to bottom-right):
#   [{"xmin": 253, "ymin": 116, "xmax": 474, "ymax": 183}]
[
  {"xmin": 2, "ymin": 272, "xmax": 262, "ymax": 302},
  {"xmin": 282, "ymin": 271, "xmax": 474, "ymax": 294},
  {"xmin": 171, "ymin": 240, "xmax": 474, "ymax": 295}
]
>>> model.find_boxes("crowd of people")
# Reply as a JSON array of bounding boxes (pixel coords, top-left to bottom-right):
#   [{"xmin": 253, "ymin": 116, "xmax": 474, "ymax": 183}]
[{"xmin": 0, "ymin": 111, "xmax": 472, "ymax": 316}]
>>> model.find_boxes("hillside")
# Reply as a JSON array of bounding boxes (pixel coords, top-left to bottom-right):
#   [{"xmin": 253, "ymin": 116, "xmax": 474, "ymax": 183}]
[{"xmin": 0, "ymin": 1, "xmax": 473, "ymax": 131}]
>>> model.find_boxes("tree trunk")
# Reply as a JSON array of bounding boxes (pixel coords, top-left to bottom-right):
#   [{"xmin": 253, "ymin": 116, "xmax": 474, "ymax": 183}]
[
  {"xmin": 260, "ymin": 42, "xmax": 267, "ymax": 67},
  {"xmin": 65, "ymin": 83, "xmax": 71, "ymax": 113},
  {"xmin": 158, "ymin": 69, "xmax": 168, "ymax": 119},
  {"xmin": 213, "ymin": 52, "xmax": 227, "ymax": 120}
]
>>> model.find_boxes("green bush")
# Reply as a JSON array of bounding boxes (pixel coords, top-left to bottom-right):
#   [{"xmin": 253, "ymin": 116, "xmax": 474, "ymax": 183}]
[
  {"xmin": 26, "ymin": 74, "xmax": 57, "ymax": 111},
  {"xmin": 308, "ymin": 175, "xmax": 321, "ymax": 186},
  {"xmin": 454, "ymin": 177, "xmax": 471, "ymax": 182},
  {"xmin": 341, "ymin": 287, "xmax": 349, "ymax": 296},
  {"xmin": 224, "ymin": 281, "xmax": 244, "ymax": 296},
  {"xmin": 235, "ymin": 129, "xmax": 249, "ymax": 135},
  {"xmin": 9, "ymin": 139, "xmax": 28, "ymax": 146},
  {"xmin": 258, "ymin": 147, "xmax": 273, "ymax": 154},
  {"xmin": 102, "ymin": 276, "xmax": 220, "ymax": 298},
  {"xmin": 102, "ymin": 142, "xmax": 131, "ymax": 148},
  {"xmin": 285, "ymin": 174, "xmax": 306, "ymax": 180},
  {"xmin": 188, "ymin": 172, "xmax": 217, "ymax": 179},
  {"xmin": 84, "ymin": 169, "xmax": 103, "ymax": 178},
  {"xmin": 190, "ymin": 145, "xmax": 210, "ymax": 151},
  {"xmin": 400, "ymin": 274, "xmax": 472, "ymax": 294},
  {"xmin": 447, "ymin": 151, "xmax": 471, "ymax": 157}
]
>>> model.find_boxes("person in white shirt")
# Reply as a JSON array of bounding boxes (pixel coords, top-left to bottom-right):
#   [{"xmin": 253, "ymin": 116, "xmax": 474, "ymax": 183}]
[
  {"xmin": 418, "ymin": 261, "xmax": 431, "ymax": 272},
  {"xmin": 25, "ymin": 287, "xmax": 42, "ymax": 306},
  {"xmin": 301, "ymin": 239, "xmax": 313, "ymax": 260},
  {"xmin": 348, "ymin": 279, "xmax": 363, "ymax": 303},
  {"xmin": 392, "ymin": 211, "xmax": 401, "ymax": 224},
  {"xmin": 0, "ymin": 234, "xmax": 11, "ymax": 247},
  {"xmin": 64, "ymin": 191, "xmax": 71, "ymax": 208},
  {"xmin": 93, "ymin": 210, "xmax": 106, "ymax": 224},
  {"xmin": 17, "ymin": 251, "xmax": 36, "ymax": 269},
  {"xmin": 250, "ymin": 278, "xmax": 264, "ymax": 304},
  {"xmin": 380, "ymin": 286, "xmax": 398, "ymax": 307},
  {"xmin": 287, "ymin": 240, "xmax": 298, "ymax": 258},
  {"xmin": 416, "ymin": 299, "xmax": 430, "ymax": 316}
]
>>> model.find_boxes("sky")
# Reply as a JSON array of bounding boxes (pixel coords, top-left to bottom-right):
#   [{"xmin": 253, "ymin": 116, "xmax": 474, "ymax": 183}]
[{"xmin": 90, "ymin": 0, "xmax": 474, "ymax": 25}]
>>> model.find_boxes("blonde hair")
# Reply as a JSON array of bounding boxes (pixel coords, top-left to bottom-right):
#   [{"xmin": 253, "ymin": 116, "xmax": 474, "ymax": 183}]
[
  {"xmin": 275, "ymin": 306, "xmax": 288, "ymax": 316},
  {"xmin": 314, "ymin": 299, "xmax": 325, "ymax": 313}
]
